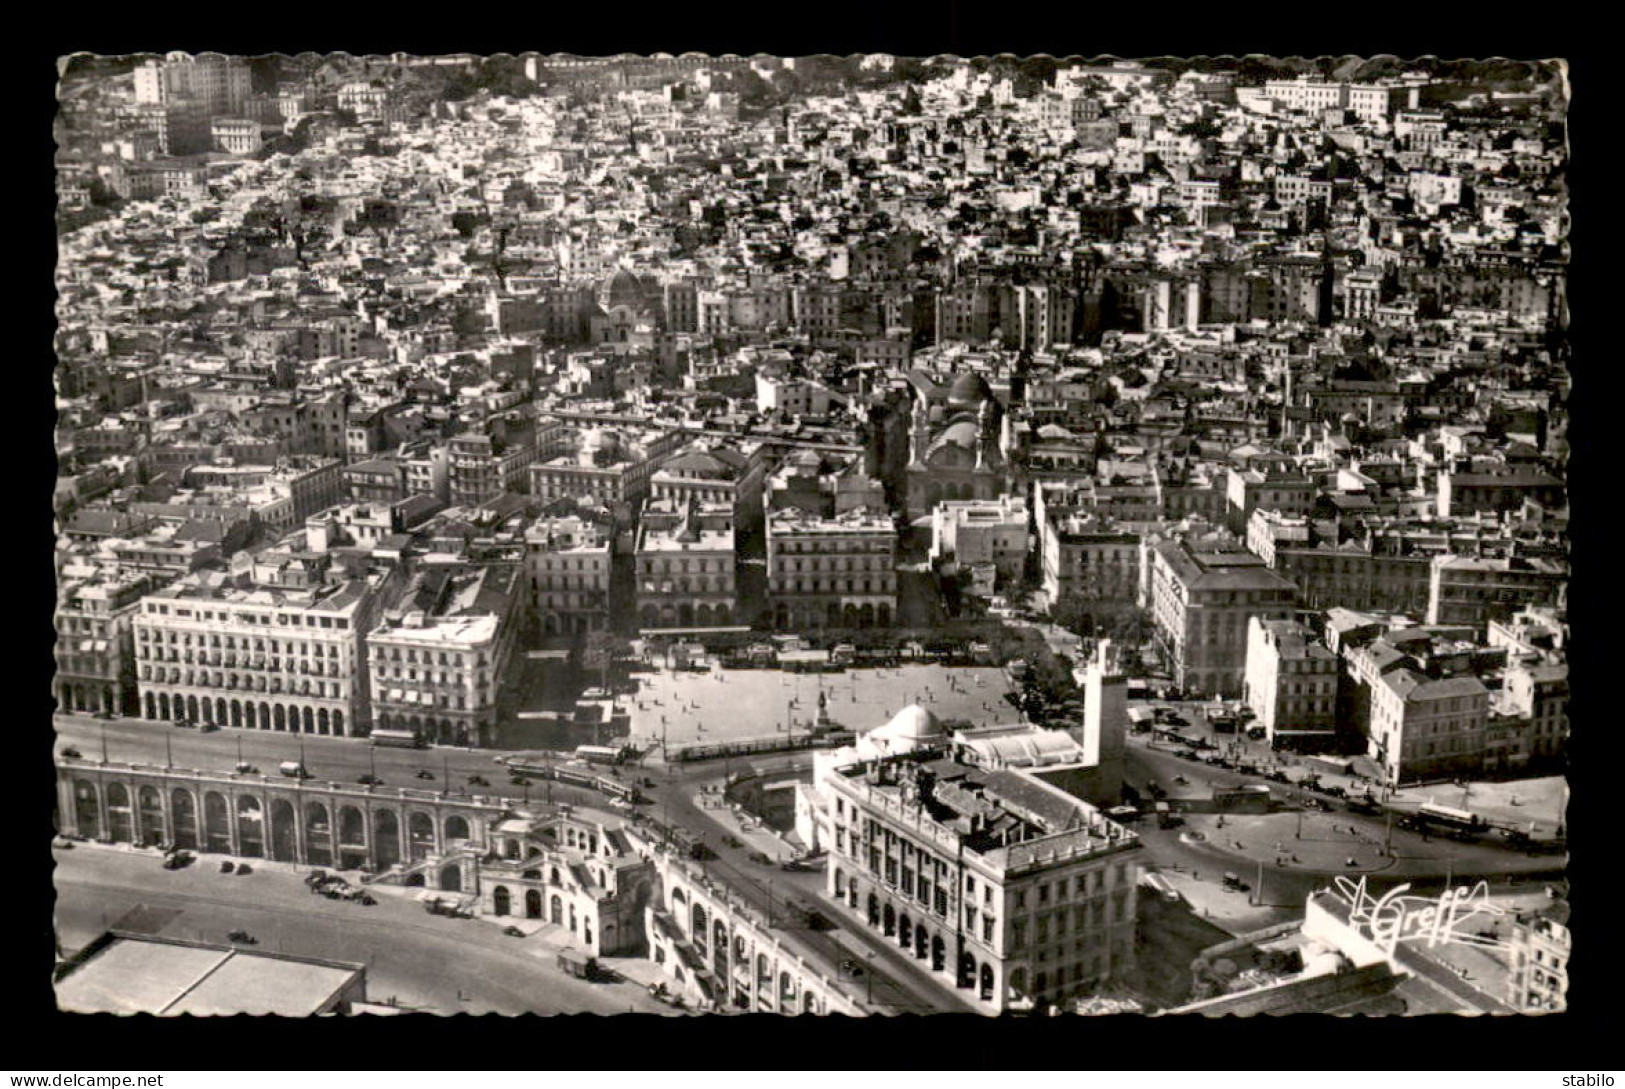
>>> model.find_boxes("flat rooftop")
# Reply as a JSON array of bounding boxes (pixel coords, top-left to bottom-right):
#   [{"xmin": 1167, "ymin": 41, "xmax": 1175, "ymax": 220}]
[{"xmin": 56, "ymin": 935, "xmax": 362, "ymax": 1016}]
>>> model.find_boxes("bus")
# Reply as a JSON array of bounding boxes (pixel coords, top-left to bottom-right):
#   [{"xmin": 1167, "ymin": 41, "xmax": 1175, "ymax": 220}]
[
  {"xmin": 575, "ymin": 745, "xmax": 625, "ymax": 765},
  {"xmin": 1415, "ymin": 803, "xmax": 1488, "ymax": 838},
  {"xmin": 372, "ymin": 728, "xmax": 426, "ymax": 749}
]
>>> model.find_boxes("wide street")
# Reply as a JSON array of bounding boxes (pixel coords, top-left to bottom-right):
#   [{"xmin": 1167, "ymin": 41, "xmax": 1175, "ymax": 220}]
[{"xmin": 52, "ymin": 841, "xmax": 673, "ymax": 1015}]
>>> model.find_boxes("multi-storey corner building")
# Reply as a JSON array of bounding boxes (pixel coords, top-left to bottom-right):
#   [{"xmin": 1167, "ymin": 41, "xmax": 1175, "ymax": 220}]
[
  {"xmin": 54, "ymin": 566, "xmax": 155, "ymax": 716},
  {"xmin": 634, "ymin": 498, "xmax": 737, "ymax": 630},
  {"xmin": 526, "ymin": 515, "xmax": 613, "ymax": 636},
  {"xmin": 820, "ymin": 713, "xmax": 1142, "ymax": 1013},
  {"xmin": 1148, "ymin": 540, "xmax": 1297, "ymax": 699},
  {"xmin": 1242, "ymin": 616, "xmax": 1339, "ymax": 751},
  {"xmin": 366, "ymin": 565, "xmax": 523, "ymax": 747},
  {"xmin": 134, "ymin": 560, "xmax": 387, "ymax": 737},
  {"xmin": 766, "ymin": 506, "xmax": 897, "ymax": 630}
]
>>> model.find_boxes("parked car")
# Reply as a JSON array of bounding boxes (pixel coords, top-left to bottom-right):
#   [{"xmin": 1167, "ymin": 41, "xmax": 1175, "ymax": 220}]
[
  {"xmin": 509, "ymin": 775, "xmax": 528, "ymax": 786},
  {"xmin": 226, "ymin": 930, "xmax": 257, "ymax": 945},
  {"xmin": 502, "ymin": 925, "xmax": 525, "ymax": 938},
  {"xmin": 416, "ymin": 770, "xmax": 435, "ymax": 781},
  {"xmin": 200, "ymin": 722, "xmax": 219, "ymax": 733},
  {"xmin": 356, "ymin": 893, "xmax": 376, "ymax": 906},
  {"xmin": 357, "ymin": 774, "xmax": 384, "ymax": 787},
  {"xmin": 219, "ymin": 861, "xmax": 235, "ymax": 874},
  {"xmin": 235, "ymin": 762, "xmax": 259, "ymax": 775},
  {"xmin": 468, "ymin": 775, "xmax": 490, "ymax": 787},
  {"xmin": 173, "ymin": 718, "xmax": 194, "ymax": 729},
  {"xmin": 1222, "ymin": 872, "xmax": 1250, "ymax": 893},
  {"xmin": 1172, "ymin": 774, "xmax": 1189, "ymax": 786},
  {"xmin": 60, "ymin": 747, "xmax": 82, "ymax": 759},
  {"xmin": 235, "ymin": 863, "xmax": 253, "ymax": 875},
  {"xmin": 93, "ymin": 711, "xmax": 117, "ymax": 721}
]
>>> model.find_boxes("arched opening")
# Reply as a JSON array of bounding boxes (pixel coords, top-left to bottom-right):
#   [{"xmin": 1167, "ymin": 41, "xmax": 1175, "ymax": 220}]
[
  {"xmin": 932, "ymin": 935, "xmax": 946, "ymax": 972},
  {"xmin": 914, "ymin": 925, "xmax": 928, "ymax": 960},
  {"xmin": 317, "ymin": 708, "xmax": 330, "ymax": 735},
  {"xmin": 258, "ymin": 702, "xmax": 271, "ymax": 731},
  {"xmin": 803, "ymin": 992, "xmax": 817, "ymax": 1014},
  {"xmin": 878, "ymin": 603, "xmax": 892, "ymax": 627},
  {"xmin": 867, "ymin": 893, "xmax": 881, "ymax": 927},
  {"xmin": 72, "ymin": 780, "xmax": 100, "ymax": 837},
  {"xmin": 979, "ymin": 963, "xmax": 995, "ymax": 1002},
  {"xmin": 373, "ymin": 809, "xmax": 401, "ymax": 870},
  {"xmin": 301, "ymin": 707, "xmax": 314, "ymax": 734},
  {"xmin": 440, "ymin": 864, "xmax": 462, "ymax": 893},
  {"xmin": 678, "ymin": 603, "xmax": 695, "ymax": 628},
  {"xmin": 268, "ymin": 798, "xmax": 298, "ymax": 862},
  {"xmin": 185, "ymin": 694, "xmax": 200, "ymax": 722},
  {"xmin": 104, "ymin": 783, "xmax": 133, "ymax": 843},
  {"xmin": 204, "ymin": 791, "xmax": 232, "ymax": 853},
  {"xmin": 1009, "ymin": 967, "xmax": 1028, "ymax": 1002},
  {"xmin": 136, "ymin": 785, "xmax": 165, "ymax": 847},
  {"xmin": 1034, "ymin": 970, "xmax": 1047, "ymax": 999},
  {"xmin": 405, "ymin": 873, "xmax": 426, "ymax": 887},
  {"xmin": 842, "ymin": 604, "xmax": 859, "ymax": 628},
  {"xmin": 882, "ymin": 903, "xmax": 896, "ymax": 937},
  {"xmin": 692, "ymin": 904, "xmax": 709, "ymax": 956},
  {"xmin": 898, "ymin": 913, "xmax": 912, "ymax": 950},
  {"xmin": 445, "ymin": 815, "xmax": 470, "ymax": 842},
  {"xmin": 235, "ymin": 795, "xmax": 264, "ymax": 857},
  {"xmin": 304, "ymin": 801, "xmax": 333, "ymax": 867},
  {"xmin": 492, "ymin": 886, "xmax": 511, "ymax": 916},
  {"xmin": 407, "ymin": 811, "xmax": 436, "ymax": 863},
  {"xmin": 199, "ymin": 695, "xmax": 212, "ymax": 723},
  {"xmin": 273, "ymin": 705, "xmax": 286, "ymax": 731},
  {"xmin": 332, "ymin": 709, "xmax": 344, "ymax": 735},
  {"xmin": 338, "ymin": 805, "xmax": 367, "ymax": 869},
  {"xmin": 143, "ymin": 693, "xmax": 157, "ymax": 720},
  {"xmin": 958, "ymin": 952, "xmax": 976, "ymax": 990}
]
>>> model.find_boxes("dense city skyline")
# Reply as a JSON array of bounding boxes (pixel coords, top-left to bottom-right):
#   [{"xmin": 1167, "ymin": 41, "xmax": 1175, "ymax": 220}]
[{"xmin": 51, "ymin": 52, "xmax": 1569, "ymax": 1020}]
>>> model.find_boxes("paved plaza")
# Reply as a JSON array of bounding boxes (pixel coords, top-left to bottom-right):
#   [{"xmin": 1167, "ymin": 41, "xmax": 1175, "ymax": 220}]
[{"xmin": 625, "ymin": 663, "xmax": 1020, "ymax": 750}]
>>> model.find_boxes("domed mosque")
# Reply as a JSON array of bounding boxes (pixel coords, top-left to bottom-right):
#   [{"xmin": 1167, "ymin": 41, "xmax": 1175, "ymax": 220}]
[
  {"xmin": 903, "ymin": 369, "xmax": 1006, "ymax": 517},
  {"xmin": 854, "ymin": 703, "xmax": 947, "ymax": 759}
]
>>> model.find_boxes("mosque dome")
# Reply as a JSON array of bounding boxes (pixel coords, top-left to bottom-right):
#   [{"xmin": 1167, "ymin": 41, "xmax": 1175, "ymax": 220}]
[
  {"xmin": 947, "ymin": 371, "xmax": 994, "ymax": 408},
  {"xmin": 871, "ymin": 704, "xmax": 943, "ymax": 743}
]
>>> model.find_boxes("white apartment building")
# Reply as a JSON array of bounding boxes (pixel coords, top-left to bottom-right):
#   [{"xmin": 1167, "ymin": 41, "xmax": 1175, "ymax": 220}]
[
  {"xmin": 134, "ymin": 566, "xmax": 384, "ymax": 737},
  {"xmin": 766, "ymin": 507, "xmax": 897, "ymax": 630},
  {"xmin": 526, "ymin": 515, "xmax": 613, "ymax": 635}
]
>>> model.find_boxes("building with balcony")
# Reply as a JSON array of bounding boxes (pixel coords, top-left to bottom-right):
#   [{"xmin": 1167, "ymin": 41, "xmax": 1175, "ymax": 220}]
[
  {"xmin": 818, "ymin": 709, "xmax": 1142, "ymax": 1013},
  {"xmin": 54, "ymin": 565, "xmax": 155, "ymax": 716},
  {"xmin": 1242, "ymin": 616, "xmax": 1339, "ymax": 751},
  {"xmin": 766, "ymin": 507, "xmax": 897, "ymax": 630},
  {"xmin": 635, "ymin": 498, "xmax": 737, "ymax": 630},
  {"xmin": 133, "ymin": 559, "xmax": 388, "ymax": 737},
  {"xmin": 1147, "ymin": 541, "xmax": 1297, "ymax": 698},
  {"xmin": 526, "ymin": 514, "xmax": 613, "ymax": 636},
  {"xmin": 365, "ymin": 565, "xmax": 523, "ymax": 748}
]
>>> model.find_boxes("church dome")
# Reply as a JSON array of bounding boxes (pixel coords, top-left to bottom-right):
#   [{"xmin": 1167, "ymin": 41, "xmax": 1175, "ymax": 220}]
[{"xmin": 947, "ymin": 371, "xmax": 994, "ymax": 407}]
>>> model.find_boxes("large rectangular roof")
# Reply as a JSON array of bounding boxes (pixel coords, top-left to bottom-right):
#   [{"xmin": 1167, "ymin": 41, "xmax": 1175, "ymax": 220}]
[{"xmin": 56, "ymin": 936, "xmax": 362, "ymax": 1016}]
